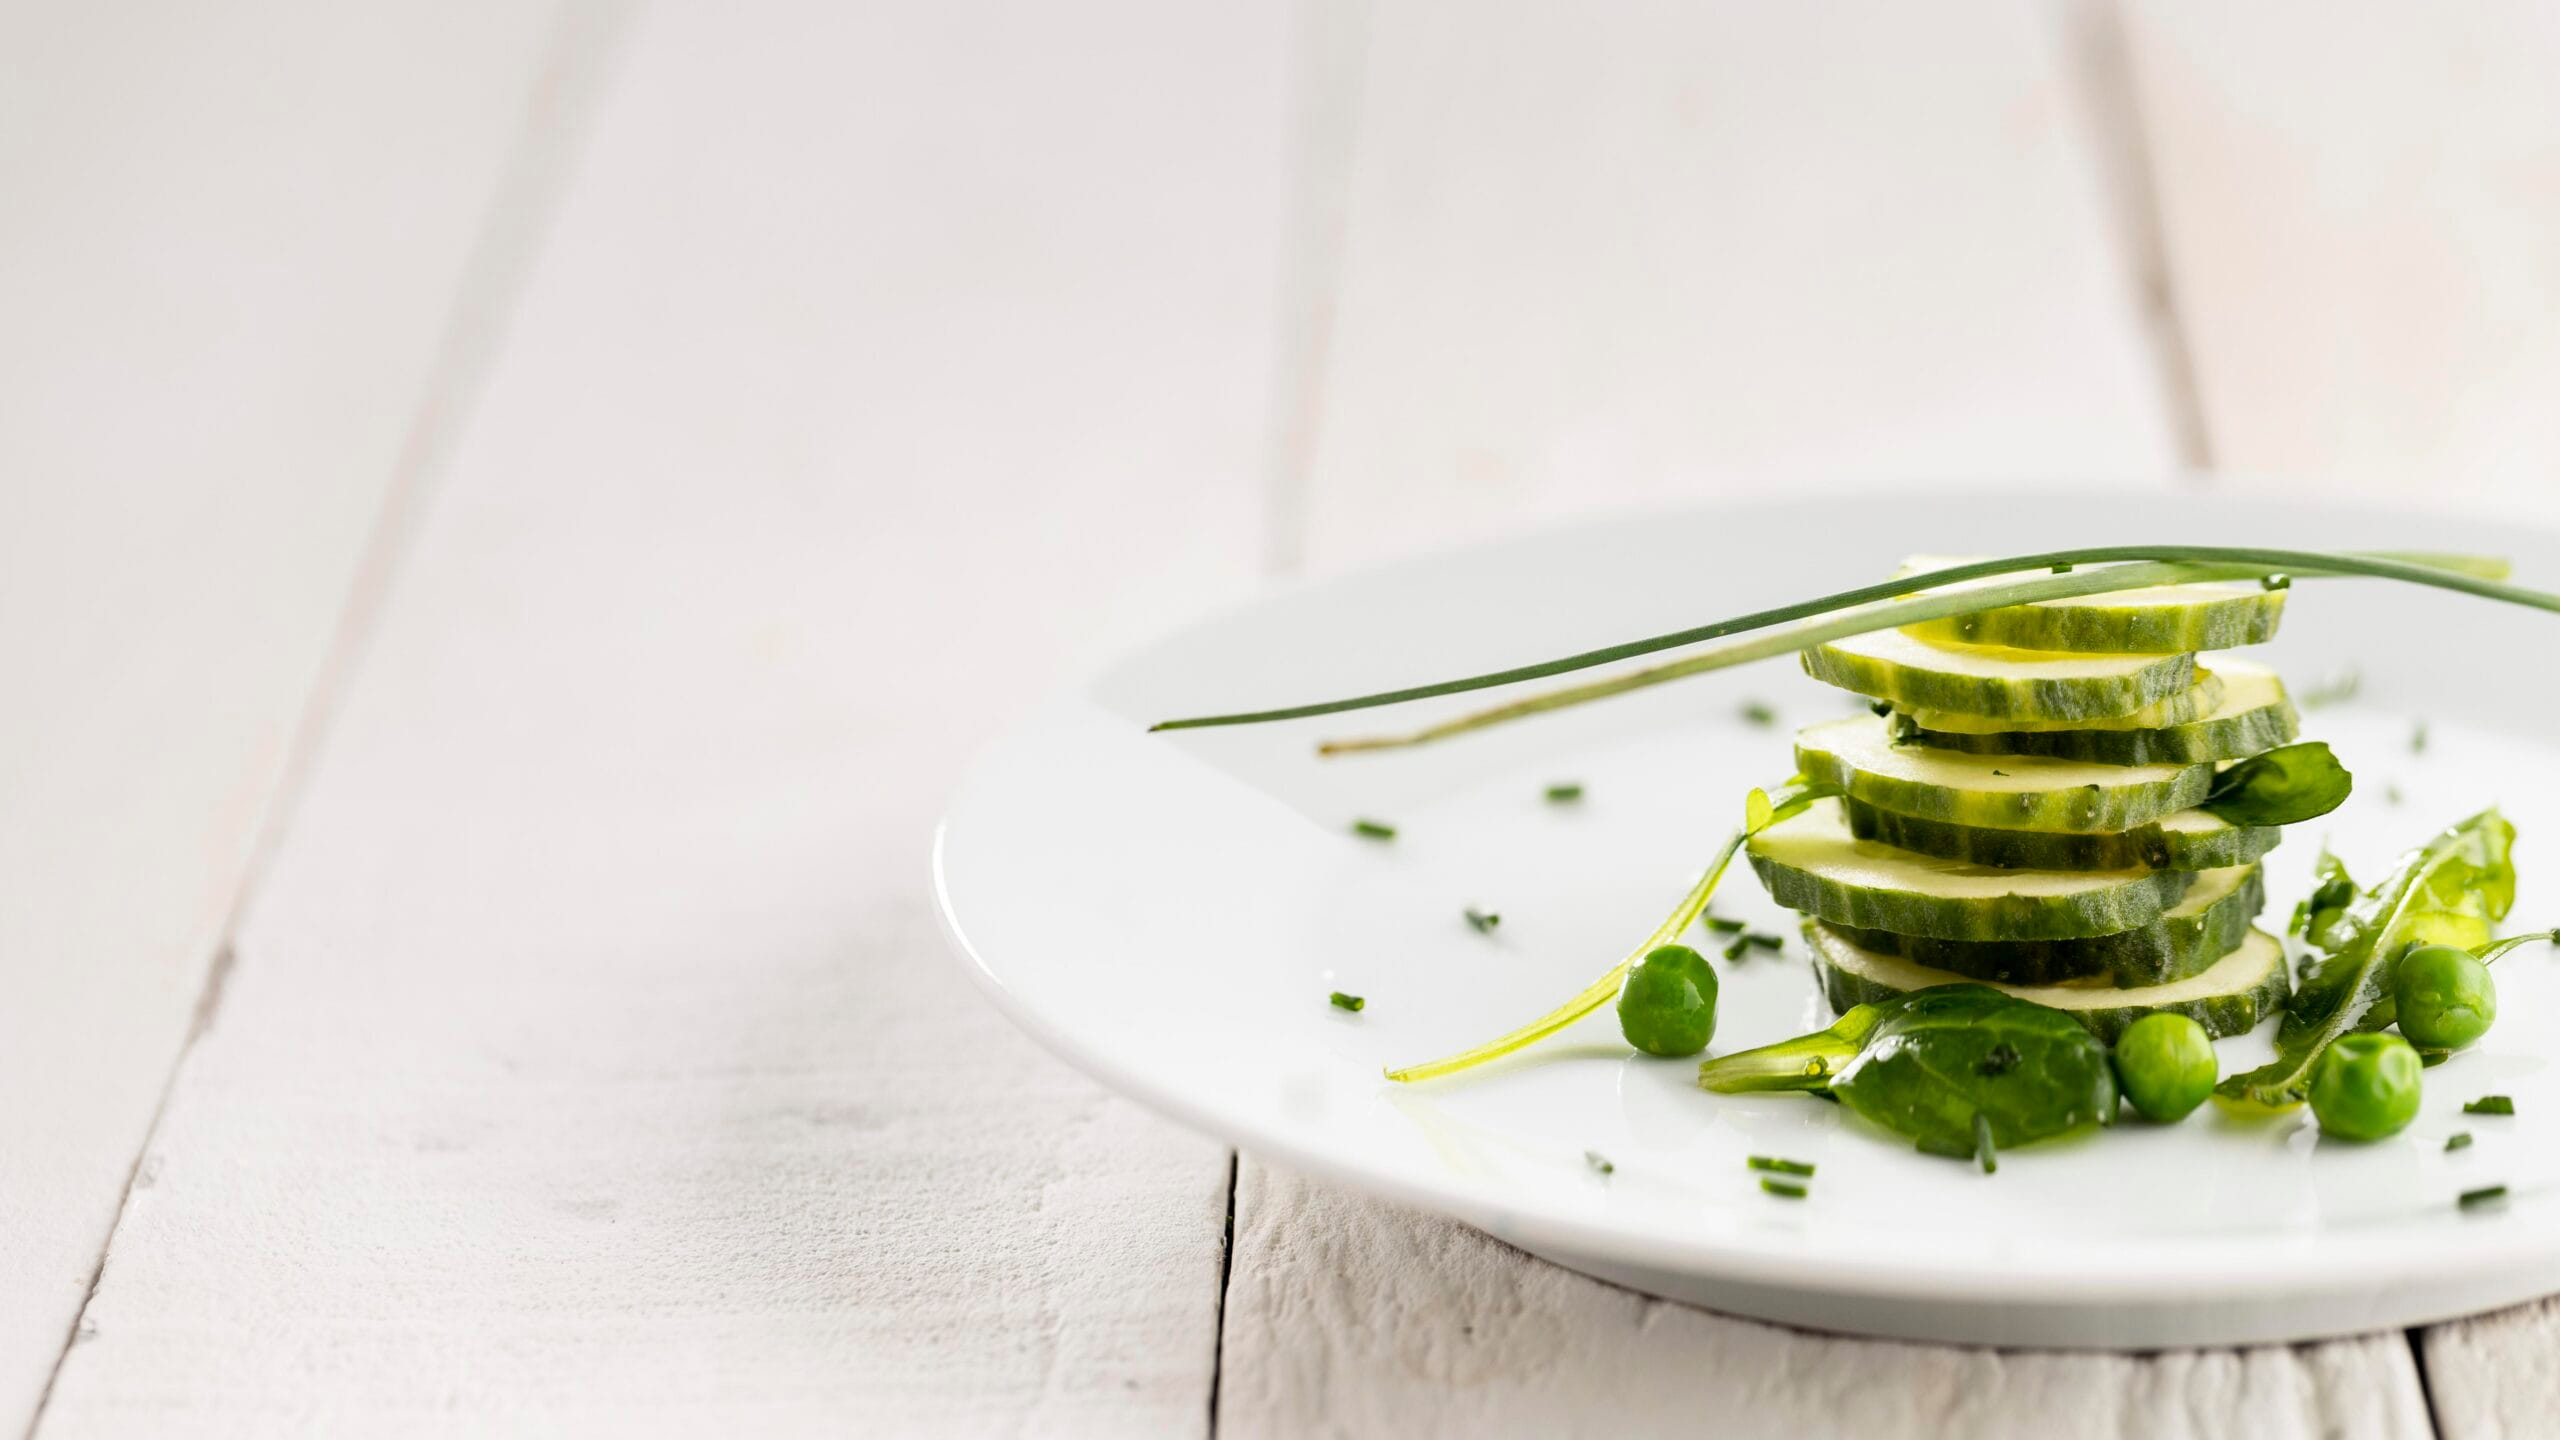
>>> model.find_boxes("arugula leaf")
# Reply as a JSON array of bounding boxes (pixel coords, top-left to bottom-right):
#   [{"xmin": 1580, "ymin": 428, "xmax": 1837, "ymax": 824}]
[
  {"xmin": 2219, "ymin": 809, "xmax": 2515, "ymax": 1109},
  {"xmin": 1701, "ymin": 986, "xmax": 2116, "ymax": 1157},
  {"xmin": 2199, "ymin": 742, "xmax": 2353, "ymax": 827}
]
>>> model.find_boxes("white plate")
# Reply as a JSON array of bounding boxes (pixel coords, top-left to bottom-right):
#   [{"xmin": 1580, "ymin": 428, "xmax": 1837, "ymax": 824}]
[{"xmin": 934, "ymin": 490, "xmax": 2560, "ymax": 1348}]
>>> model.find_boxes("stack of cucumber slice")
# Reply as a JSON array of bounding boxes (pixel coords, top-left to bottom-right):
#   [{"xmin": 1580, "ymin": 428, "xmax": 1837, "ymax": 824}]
[{"xmin": 1747, "ymin": 563, "xmax": 2307, "ymax": 1042}]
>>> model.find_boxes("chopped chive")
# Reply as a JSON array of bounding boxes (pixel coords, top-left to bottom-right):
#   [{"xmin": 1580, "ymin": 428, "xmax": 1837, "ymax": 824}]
[
  {"xmin": 1585, "ymin": 1150, "xmax": 1614, "ymax": 1176},
  {"xmin": 1702, "ymin": 915, "xmax": 1747, "ymax": 935},
  {"xmin": 2052, "ymin": 562, "xmax": 2074, "ymax": 573},
  {"xmin": 2411, "ymin": 722, "xmax": 2429, "ymax": 754},
  {"xmin": 2300, "ymin": 669, "xmax": 2361, "ymax": 709},
  {"xmin": 2261, "ymin": 573, "xmax": 2291, "ymax": 591},
  {"xmin": 1721, "ymin": 936, "xmax": 1752, "ymax": 963},
  {"xmin": 2465, "ymin": 1095, "xmax": 2516, "ymax": 1116},
  {"xmin": 1544, "ymin": 782, "xmax": 1583, "ymax": 803},
  {"xmin": 1759, "ymin": 1178, "xmax": 1808, "ymax": 1200},
  {"xmin": 1741, "ymin": 700, "xmax": 1778, "ymax": 726},
  {"xmin": 1351, "ymin": 819, "xmax": 1396, "ymax": 841},
  {"xmin": 1868, "ymin": 700, "xmax": 1894, "ymax": 717},
  {"xmin": 2460, "ymin": 1184, "xmax": 2510, "ymax": 1210},
  {"xmin": 1464, "ymin": 906, "xmax": 1500, "ymax": 934},
  {"xmin": 2446, "ymin": 1132, "xmax": 2474, "ymax": 1152},
  {"xmin": 1748, "ymin": 1156, "xmax": 1815, "ymax": 1177},
  {"xmin": 1329, "ymin": 991, "xmax": 1364, "ymax": 1012},
  {"xmin": 1744, "ymin": 931, "xmax": 1784, "ymax": 951},
  {"xmin": 1972, "ymin": 1112, "xmax": 1997, "ymax": 1175}
]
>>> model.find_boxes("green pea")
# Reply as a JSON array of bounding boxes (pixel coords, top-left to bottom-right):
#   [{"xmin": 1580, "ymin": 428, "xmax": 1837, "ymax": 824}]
[
  {"xmin": 2394, "ymin": 943, "xmax": 2497, "ymax": 1051},
  {"xmin": 2111, "ymin": 1013, "xmax": 2216, "ymax": 1123},
  {"xmin": 1617, "ymin": 944, "xmax": 1719, "ymax": 1058},
  {"xmin": 2309, "ymin": 1033, "xmax": 2423, "ymax": 1142}
]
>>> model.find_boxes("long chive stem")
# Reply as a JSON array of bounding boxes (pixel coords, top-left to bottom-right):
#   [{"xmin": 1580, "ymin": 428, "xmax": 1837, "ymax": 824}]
[
  {"xmin": 1148, "ymin": 548, "xmax": 2534, "ymax": 739},
  {"xmin": 1311, "ymin": 552, "xmax": 2550, "ymax": 755}
]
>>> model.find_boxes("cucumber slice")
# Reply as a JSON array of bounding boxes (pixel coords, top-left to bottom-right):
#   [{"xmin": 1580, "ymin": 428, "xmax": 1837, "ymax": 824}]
[
  {"xmin": 1894, "ymin": 554, "xmax": 2287, "ymax": 654},
  {"xmin": 1800, "ymin": 627, "xmax": 2196, "ymax": 722},
  {"xmin": 1842, "ymin": 796, "xmax": 2280, "ymax": 872},
  {"xmin": 1794, "ymin": 713, "xmax": 2212, "ymax": 833},
  {"xmin": 1745, "ymin": 799, "xmax": 2194, "ymax": 942},
  {"xmin": 1810, "ymin": 923, "xmax": 2291, "ymax": 1043},
  {"xmin": 1892, "ymin": 664, "xmax": 2300, "ymax": 766},
  {"xmin": 1901, "ymin": 672, "xmax": 2224, "ymax": 735},
  {"xmin": 1832, "ymin": 864, "xmax": 2266, "ymax": 989}
]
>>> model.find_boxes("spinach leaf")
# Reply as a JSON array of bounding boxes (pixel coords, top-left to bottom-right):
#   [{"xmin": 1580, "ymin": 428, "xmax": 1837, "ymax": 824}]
[
  {"xmin": 2200, "ymin": 741, "xmax": 2353, "ymax": 827},
  {"xmin": 2219, "ymin": 808, "xmax": 2515, "ymax": 1109},
  {"xmin": 1701, "ymin": 985, "xmax": 2116, "ymax": 1157}
]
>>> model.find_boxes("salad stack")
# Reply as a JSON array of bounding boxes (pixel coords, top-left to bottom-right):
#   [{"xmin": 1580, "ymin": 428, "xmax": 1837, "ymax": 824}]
[{"xmin": 1746, "ymin": 560, "xmax": 2310, "ymax": 1041}]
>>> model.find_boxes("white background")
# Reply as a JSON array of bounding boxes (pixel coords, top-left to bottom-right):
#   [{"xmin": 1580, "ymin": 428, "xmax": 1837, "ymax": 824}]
[{"xmin": 7, "ymin": 1, "xmax": 2558, "ymax": 1435}]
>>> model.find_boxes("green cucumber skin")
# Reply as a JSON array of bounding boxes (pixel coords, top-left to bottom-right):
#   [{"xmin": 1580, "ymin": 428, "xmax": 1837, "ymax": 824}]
[
  {"xmin": 1887, "ymin": 697, "xmax": 2300, "ymax": 766},
  {"xmin": 1814, "ymin": 938, "xmax": 2290, "ymax": 1043},
  {"xmin": 1799, "ymin": 644, "xmax": 2194, "ymax": 723},
  {"xmin": 1841, "ymin": 797, "xmax": 2280, "ymax": 873},
  {"xmin": 1794, "ymin": 733, "xmax": 2212, "ymax": 834},
  {"xmin": 1830, "ymin": 866, "xmax": 2266, "ymax": 988},
  {"xmin": 1902, "ymin": 590, "xmax": 2285, "ymax": 655},
  {"xmin": 1745, "ymin": 847, "xmax": 2194, "ymax": 942}
]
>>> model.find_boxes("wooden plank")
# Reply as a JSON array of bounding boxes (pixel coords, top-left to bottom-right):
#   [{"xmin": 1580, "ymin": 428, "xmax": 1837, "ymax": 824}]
[
  {"xmin": 2418, "ymin": 1298, "xmax": 2560, "ymax": 1440},
  {"xmin": 0, "ymin": 2, "xmax": 574, "ymax": 1427},
  {"xmin": 2125, "ymin": 1, "xmax": 2560, "ymax": 513},
  {"xmin": 1223, "ymin": 1164, "xmax": 2434, "ymax": 1440},
  {"xmin": 1294, "ymin": 0, "xmax": 2181, "ymax": 573},
  {"xmin": 1221, "ymin": 2, "xmax": 2434, "ymax": 1433},
  {"xmin": 34, "ymin": 0, "xmax": 1296, "ymax": 1434}
]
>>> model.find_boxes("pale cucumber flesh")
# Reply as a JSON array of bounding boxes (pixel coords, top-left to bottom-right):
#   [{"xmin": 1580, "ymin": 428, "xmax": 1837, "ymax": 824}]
[
  {"xmin": 1801, "ymin": 627, "xmax": 2197, "ymax": 722},
  {"xmin": 1902, "ymin": 672, "xmax": 2222, "ymax": 735},
  {"xmin": 1893, "ymin": 555, "xmax": 2287, "ymax": 654},
  {"xmin": 1746, "ymin": 799, "xmax": 2195, "ymax": 942},
  {"xmin": 1830, "ymin": 864, "xmax": 2264, "ymax": 988},
  {"xmin": 1841, "ymin": 796, "xmax": 2279, "ymax": 873},
  {"xmin": 1892, "ymin": 663, "xmax": 2299, "ymax": 765},
  {"xmin": 1811, "ymin": 922, "xmax": 2290, "ymax": 1043},
  {"xmin": 1794, "ymin": 713, "xmax": 2211, "ymax": 833}
]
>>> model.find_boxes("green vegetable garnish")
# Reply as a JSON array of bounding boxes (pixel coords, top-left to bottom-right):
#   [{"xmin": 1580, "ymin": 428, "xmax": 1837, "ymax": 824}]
[
  {"xmin": 2460, "ymin": 1184, "xmax": 2509, "ymax": 1209},
  {"xmin": 2112, "ymin": 1013, "xmax": 2217, "ymax": 1123},
  {"xmin": 2196, "ymin": 741, "xmax": 2353, "ymax": 827},
  {"xmin": 1699, "ymin": 986, "xmax": 2115, "ymax": 1160},
  {"xmin": 1742, "ymin": 700, "xmax": 1778, "ymax": 726},
  {"xmin": 1329, "ymin": 992, "xmax": 1364, "ymax": 1012},
  {"xmin": 2394, "ymin": 943, "xmax": 2496, "ymax": 1051},
  {"xmin": 1545, "ymin": 782, "xmax": 1584, "ymax": 803},
  {"xmin": 2446, "ymin": 1132, "xmax": 2474, "ymax": 1152},
  {"xmin": 1747, "ymin": 1156, "xmax": 1815, "ymax": 1177},
  {"xmin": 1971, "ymin": 1111, "xmax": 1997, "ymax": 1174},
  {"xmin": 1351, "ymin": 819, "xmax": 1396, "ymax": 841},
  {"xmin": 1465, "ymin": 906, "xmax": 1501, "ymax": 935},
  {"xmin": 1384, "ymin": 778, "xmax": 1836, "ymax": 1082},
  {"xmin": 1760, "ymin": 1178, "xmax": 1809, "ymax": 1200},
  {"xmin": 2308, "ymin": 1033, "xmax": 2422, "ymax": 1141},
  {"xmin": 1702, "ymin": 915, "xmax": 1747, "ymax": 935},
  {"xmin": 2299, "ymin": 669, "xmax": 2362, "ymax": 709},
  {"xmin": 1616, "ymin": 945, "xmax": 1719, "ymax": 1058},
  {"xmin": 2465, "ymin": 1095, "xmax": 2515, "ymax": 1116},
  {"xmin": 2219, "ymin": 809, "xmax": 2515, "ymax": 1110},
  {"xmin": 1147, "ymin": 549, "xmax": 2531, "ymax": 750},
  {"xmin": 1585, "ymin": 1150, "xmax": 1614, "ymax": 1175}
]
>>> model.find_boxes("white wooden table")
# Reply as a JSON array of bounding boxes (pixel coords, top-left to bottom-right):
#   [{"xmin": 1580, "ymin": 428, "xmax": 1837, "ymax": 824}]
[{"xmin": 11, "ymin": 3, "xmax": 2560, "ymax": 1435}]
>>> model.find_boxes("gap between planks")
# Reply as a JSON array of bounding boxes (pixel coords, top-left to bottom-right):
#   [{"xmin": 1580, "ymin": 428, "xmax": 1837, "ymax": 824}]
[{"xmin": 16, "ymin": 6, "xmax": 635, "ymax": 1436}]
